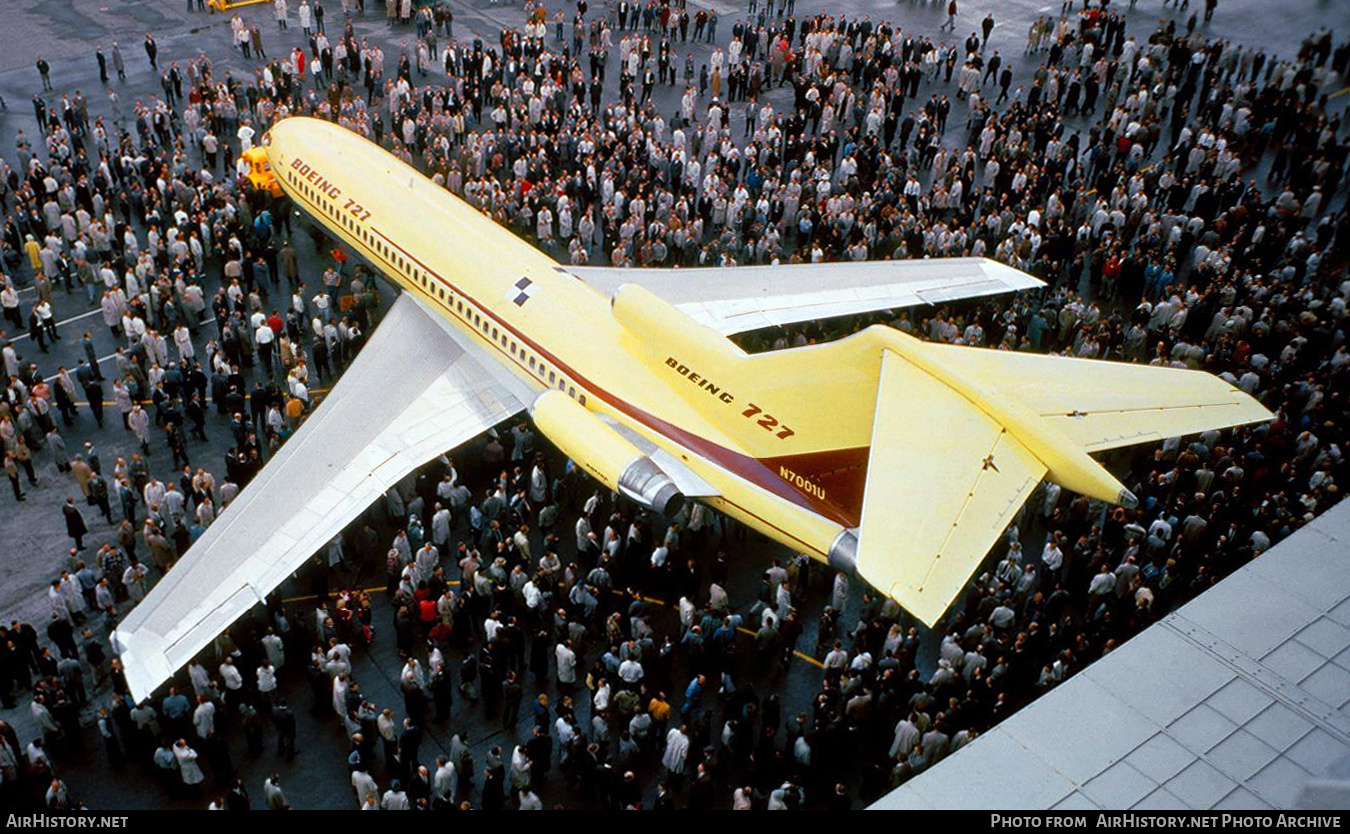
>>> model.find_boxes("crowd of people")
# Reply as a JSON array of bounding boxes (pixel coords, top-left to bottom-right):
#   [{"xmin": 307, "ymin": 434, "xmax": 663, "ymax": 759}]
[{"xmin": 0, "ymin": 0, "xmax": 1346, "ymax": 810}]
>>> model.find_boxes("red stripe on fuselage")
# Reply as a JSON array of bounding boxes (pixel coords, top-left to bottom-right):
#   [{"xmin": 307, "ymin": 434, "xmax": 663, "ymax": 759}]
[
  {"xmin": 275, "ymin": 158, "xmax": 859, "ymax": 538},
  {"xmin": 366, "ymin": 228, "xmax": 863, "ymax": 529}
]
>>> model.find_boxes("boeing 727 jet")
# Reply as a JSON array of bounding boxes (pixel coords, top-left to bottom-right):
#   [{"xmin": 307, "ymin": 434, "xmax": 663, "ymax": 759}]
[{"xmin": 113, "ymin": 117, "xmax": 1271, "ymax": 700}]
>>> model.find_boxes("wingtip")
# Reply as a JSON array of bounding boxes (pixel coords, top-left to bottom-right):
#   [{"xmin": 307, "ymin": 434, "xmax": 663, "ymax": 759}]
[
  {"xmin": 977, "ymin": 256, "xmax": 1046, "ymax": 291},
  {"xmin": 890, "ymin": 585, "xmax": 946, "ymax": 630}
]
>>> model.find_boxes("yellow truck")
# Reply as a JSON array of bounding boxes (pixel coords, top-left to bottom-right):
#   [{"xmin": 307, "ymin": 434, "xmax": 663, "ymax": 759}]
[
  {"xmin": 240, "ymin": 146, "xmax": 284, "ymax": 198},
  {"xmin": 208, "ymin": 0, "xmax": 272, "ymax": 12}
]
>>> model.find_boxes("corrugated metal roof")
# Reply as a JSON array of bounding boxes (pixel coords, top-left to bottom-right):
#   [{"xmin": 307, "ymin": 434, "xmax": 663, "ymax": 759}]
[{"xmin": 870, "ymin": 498, "xmax": 1350, "ymax": 811}]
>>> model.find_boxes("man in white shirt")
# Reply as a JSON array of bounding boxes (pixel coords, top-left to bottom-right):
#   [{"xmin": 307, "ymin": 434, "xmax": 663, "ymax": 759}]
[
  {"xmin": 219, "ymin": 657, "xmax": 244, "ymax": 698},
  {"xmin": 1088, "ymin": 565, "xmax": 1116, "ymax": 598},
  {"xmin": 351, "ymin": 768, "xmax": 378, "ymax": 807},
  {"xmin": 312, "ymin": 291, "xmax": 330, "ymax": 322},
  {"xmin": 255, "ymin": 321, "xmax": 276, "ymax": 370},
  {"xmin": 555, "ymin": 640, "xmax": 577, "ymax": 690},
  {"xmin": 1040, "ymin": 536, "xmax": 1064, "ymax": 579},
  {"xmin": 236, "ymin": 120, "xmax": 256, "ymax": 151},
  {"xmin": 618, "ymin": 657, "xmax": 644, "ymax": 687},
  {"xmin": 193, "ymin": 694, "xmax": 216, "ymax": 739}
]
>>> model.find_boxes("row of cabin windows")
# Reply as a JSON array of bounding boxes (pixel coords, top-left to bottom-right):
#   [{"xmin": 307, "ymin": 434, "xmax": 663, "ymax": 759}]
[
  {"xmin": 503, "ymin": 329, "xmax": 585, "ymax": 404},
  {"xmin": 288, "ymin": 169, "xmax": 586, "ymax": 406},
  {"xmin": 456, "ymin": 300, "xmax": 585, "ymax": 404},
  {"xmin": 287, "ymin": 169, "xmax": 403, "ymax": 272}
]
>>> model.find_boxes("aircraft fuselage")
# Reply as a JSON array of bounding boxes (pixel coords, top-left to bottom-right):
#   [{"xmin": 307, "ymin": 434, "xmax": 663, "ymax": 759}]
[{"xmin": 263, "ymin": 118, "xmax": 851, "ymax": 566}]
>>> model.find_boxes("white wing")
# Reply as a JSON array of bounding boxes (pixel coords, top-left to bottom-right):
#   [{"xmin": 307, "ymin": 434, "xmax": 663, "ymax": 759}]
[
  {"xmin": 569, "ymin": 257, "xmax": 1042, "ymax": 336},
  {"xmin": 113, "ymin": 294, "xmax": 531, "ymax": 701}
]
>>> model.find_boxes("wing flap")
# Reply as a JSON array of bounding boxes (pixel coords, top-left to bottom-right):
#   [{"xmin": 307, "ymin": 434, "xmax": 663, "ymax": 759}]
[
  {"xmin": 856, "ymin": 350, "xmax": 1046, "ymax": 627},
  {"xmin": 114, "ymin": 294, "xmax": 528, "ymax": 701}
]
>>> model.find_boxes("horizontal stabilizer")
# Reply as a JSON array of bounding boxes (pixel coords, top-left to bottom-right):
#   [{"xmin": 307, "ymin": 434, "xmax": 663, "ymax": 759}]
[
  {"xmin": 924, "ymin": 345, "xmax": 1274, "ymax": 452},
  {"xmin": 856, "ymin": 349, "xmax": 1046, "ymax": 627}
]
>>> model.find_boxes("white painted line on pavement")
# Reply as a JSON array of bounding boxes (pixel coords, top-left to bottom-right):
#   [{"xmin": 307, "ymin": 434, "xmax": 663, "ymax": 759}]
[
  {"xmin": 43, "ymin": 353, "xmax": 118, "ymax": 383},
  {"xmin": 7, "ymin": 307, "xmax": 104, "ymax": 342}
]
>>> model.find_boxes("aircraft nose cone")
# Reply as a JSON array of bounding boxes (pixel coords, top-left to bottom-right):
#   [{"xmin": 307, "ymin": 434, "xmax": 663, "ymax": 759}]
[{"xmin": 1118, "ymin": 489, "xmax": 1139, "ymax": 510}]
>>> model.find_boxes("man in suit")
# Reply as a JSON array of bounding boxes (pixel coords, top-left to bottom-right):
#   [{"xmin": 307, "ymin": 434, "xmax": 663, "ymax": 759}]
[
  {"xmin": 76, "ymin": 361, "xmax": 105, "ymax": 427},
  {"xmin": 272, "ymin": 701, "xmax": 297, "ymax": 759}
]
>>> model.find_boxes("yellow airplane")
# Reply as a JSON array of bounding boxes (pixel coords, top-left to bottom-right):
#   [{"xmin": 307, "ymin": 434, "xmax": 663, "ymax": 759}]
[{"xmin": 113, "ymin": 117, "xmax": 1271, "ymax": 700}]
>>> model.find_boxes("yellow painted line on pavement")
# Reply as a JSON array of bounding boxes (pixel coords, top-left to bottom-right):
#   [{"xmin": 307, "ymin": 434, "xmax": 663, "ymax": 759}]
[
  {"xmin": 282, "ymin": 579, "xmax": 459, "ymax": 603},
  {"xmin": 735, "ymin": 626, "xmax": 826, "ymax": 668},
  {"xmin": 605, "ymin": 588, "xmax": 825, "ymax": 667}
]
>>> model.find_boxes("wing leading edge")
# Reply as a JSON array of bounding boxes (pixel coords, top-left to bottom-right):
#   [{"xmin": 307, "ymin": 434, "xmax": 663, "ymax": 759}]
[
  {"xmin": 113, "ymin": 294, "xmax": 529, "ymax": 701},
  {"xmin": 571, "ymin": 258, "xmax": 1043, "ymax": 336}
]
